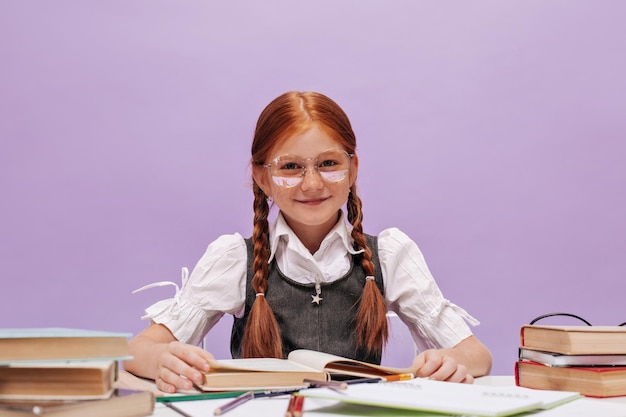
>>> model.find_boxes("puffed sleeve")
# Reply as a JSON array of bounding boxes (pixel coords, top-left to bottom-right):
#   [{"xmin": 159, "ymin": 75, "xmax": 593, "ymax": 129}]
[
  {"xmin": 139, "ymin": 233, "xmax": 248, "ymax": 346},
  {"xmin": 378, "ymin": 228, "xmax": 479, "ymax": 353}
]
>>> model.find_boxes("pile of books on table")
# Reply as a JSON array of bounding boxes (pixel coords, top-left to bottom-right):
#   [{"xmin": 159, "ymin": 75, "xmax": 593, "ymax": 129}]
[
  {"xmin": 0, "ymin": 328, "xmax": 154, "ymax": 416},
  {"xmin": 515, "ymin": 324, "xmax": 626, "ymax": 397}
]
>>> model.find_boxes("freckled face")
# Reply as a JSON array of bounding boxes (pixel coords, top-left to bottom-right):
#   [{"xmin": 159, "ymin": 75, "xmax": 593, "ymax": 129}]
[{"xmin": 255, "ymin": 125, "xmax": 358, "ymax": 236}]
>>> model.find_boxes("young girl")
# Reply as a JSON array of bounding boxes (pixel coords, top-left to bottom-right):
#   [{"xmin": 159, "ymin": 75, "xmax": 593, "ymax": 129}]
[{"xmin": 124, "ymin": 91, "xmax": 492, "ymax": 393}]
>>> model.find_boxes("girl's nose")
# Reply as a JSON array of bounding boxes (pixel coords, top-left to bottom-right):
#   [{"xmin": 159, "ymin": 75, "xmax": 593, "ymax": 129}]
[{"xmin": 300, "ymin": 167, "xmax": 324, "ymax": 190}]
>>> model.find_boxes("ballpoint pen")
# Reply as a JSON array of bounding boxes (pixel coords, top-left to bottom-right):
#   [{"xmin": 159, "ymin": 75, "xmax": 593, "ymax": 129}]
[
  {"xmin": 343, "ymin": 377, "xmax": 385, "ymax": 385},
  {"xmin": 338, "ymin": 374, "xmax": 413, "ymax": 385},
  {"xmin": 303, "ymin": 378, "xmax": 348, "ymax": 390}
]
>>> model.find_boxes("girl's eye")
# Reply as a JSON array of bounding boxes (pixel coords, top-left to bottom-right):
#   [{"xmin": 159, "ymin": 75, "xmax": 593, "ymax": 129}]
[
  {"xmin": 280, "ymin": 162, "xmax": 301, "ymax": 171},
  {"xmin": 319, "ymin": 159, "xmax": 337, "ymax": 168}
]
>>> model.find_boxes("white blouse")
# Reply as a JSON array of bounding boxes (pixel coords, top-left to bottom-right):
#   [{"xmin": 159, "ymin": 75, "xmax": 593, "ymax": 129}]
[{"xmin": 140, "ymin": 212, "xmax": 478, "ymax": 354}]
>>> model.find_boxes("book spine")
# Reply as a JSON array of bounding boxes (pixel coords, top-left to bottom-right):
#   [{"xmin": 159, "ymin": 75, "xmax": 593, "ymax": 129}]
[{"xmin": 513, "ymin": 361, "xmax": 522, "ymax": 386}]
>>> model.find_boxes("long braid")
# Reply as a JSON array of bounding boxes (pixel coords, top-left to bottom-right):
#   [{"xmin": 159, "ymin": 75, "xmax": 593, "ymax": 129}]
[
  {"xmin": 347, "ymin": 184, "xmax": 389, "ymax": 355},
  {"xmin": 241, "ymin": 184, "xmax": 283, "ymax": 358}
]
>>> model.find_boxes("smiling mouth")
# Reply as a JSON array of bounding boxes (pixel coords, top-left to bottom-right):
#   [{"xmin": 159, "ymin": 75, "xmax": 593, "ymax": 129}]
[{"xmin": 297, "ymin": 197, "xmax": 330, "ymax": 204}]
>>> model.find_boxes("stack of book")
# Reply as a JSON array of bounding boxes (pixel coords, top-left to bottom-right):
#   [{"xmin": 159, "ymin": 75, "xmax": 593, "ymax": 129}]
[
  {"xmin": 0, "ymin": 328, "xmax": 154, "ymax": 416},
  {"xmin": 515, "ymin": 324, "xmax": 626, "ymax": 397}
]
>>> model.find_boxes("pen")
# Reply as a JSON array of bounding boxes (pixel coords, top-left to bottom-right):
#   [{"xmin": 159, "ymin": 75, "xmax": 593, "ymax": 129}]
[
  {"xmin": 339, "ymin": 374, "xmax": 413, "ymax": 385},
  {"xmin": 284, "ymin": 394, "xmax": 297, "ymax": 417},
  {"xmin": 285, "ymin": 394, "xmax": 304, "ymax": 417},
  {"xmin": 213, "ymin": 391, "xmax": 254, "ymax": 416},
  {"xmin": 344, "ymin": 377, "xmax": 385, "ymax": 385},
  {"xmin": 253, "ymin": 387, "xmax": 304, "ymax": 398},
  {"xmin": 303, "ymin": 378, "xmax": 348, "ymax": 390}
]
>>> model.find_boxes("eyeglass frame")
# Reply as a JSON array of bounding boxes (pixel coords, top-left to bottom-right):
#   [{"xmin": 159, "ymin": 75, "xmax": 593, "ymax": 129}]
[
  {"xmin": 259, "ymin": 149, "xmax": 355, "ymax": 188},
  {"xmin": 530, "ymin": 312, "xmax": 626, "ymax": 327}
]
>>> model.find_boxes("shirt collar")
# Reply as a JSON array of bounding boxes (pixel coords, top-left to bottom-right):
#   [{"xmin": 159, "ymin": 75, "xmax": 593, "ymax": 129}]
[{"xmin": 268, "ymin": 210, "xmax": 363, "ymax": 263}]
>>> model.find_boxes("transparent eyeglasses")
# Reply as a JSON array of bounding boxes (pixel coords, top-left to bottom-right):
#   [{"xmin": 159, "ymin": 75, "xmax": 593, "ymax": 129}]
[{"xmin": 263, "ymin": 149, "xmax": 354, "ymax": 188}]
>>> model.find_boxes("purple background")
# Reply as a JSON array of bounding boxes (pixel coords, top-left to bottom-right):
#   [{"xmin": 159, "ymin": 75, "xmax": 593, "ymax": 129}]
[{"xmin": 1, "ymin": 1, "xmax": 625, "ymax": 376}]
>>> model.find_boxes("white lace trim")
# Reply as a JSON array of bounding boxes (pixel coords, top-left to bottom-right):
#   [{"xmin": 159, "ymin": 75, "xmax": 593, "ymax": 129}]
[{"xmin": 132, "ymin": 267, "xmax": 189, "ymax": 319}]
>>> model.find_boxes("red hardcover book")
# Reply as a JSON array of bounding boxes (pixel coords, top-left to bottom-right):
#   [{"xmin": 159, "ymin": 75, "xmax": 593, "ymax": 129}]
[{"xmin": 515, "ymin": 360, "xmax": 626, "ymax": 398}]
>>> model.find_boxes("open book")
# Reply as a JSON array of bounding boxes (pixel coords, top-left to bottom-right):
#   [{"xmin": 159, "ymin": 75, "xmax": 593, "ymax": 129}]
[
  {"xmin": 199, "ymin": 349, "xmax": 414, "ymax": 391},
  {"xmin": 286, "ymin": 349, "xmax": 413, "ymax": 379}
]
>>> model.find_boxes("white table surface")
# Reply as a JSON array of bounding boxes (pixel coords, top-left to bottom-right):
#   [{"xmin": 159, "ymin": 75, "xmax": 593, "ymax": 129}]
[{"xmin": 144, "ymin": 375, "xmax": 626, "ymax": 417}]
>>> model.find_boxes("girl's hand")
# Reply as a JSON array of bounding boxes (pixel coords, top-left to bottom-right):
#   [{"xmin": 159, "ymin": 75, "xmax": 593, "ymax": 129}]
[
  {"xmin": 410, "ymin": 335, "xmax": 492, "ymax": 383},
  {"xmin": 124, "ymin": 323, "xmax": 216, "ymax": 394},
  {"xmin": 153, "ymin": 341, "xmax": 215, "ymax": 393},
  {"xmin": 411, "ymin": 349, "xmax": 473, "ymax": 383}
]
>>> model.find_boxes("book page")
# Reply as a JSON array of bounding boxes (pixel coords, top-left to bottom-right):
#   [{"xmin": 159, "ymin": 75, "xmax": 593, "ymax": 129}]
[
  {"xmin": 287, "ymin": 349, "xmax": 412, "ymax": 375},
  {"xmin": 207, "ymin": 357, "xmax": 320, "ymax": 373}
]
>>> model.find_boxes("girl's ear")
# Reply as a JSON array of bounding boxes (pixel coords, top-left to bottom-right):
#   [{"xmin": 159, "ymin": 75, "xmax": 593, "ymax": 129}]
[
  {"xmin": 252, "ymin": 163, "xmax": 272, "ymax": 197},
  {"xmin": 349, "ymin": 153, "xmax": 359, "ymax": 186}
]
